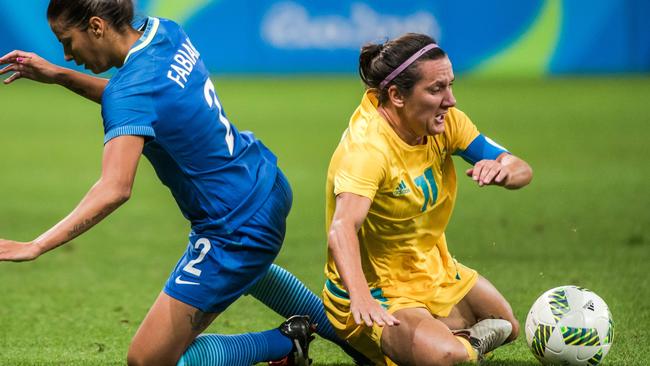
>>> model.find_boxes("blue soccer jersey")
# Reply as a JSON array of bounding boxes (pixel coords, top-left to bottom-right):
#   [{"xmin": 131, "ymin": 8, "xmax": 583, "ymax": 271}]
[{"xmin": 101, "ymin": 17, "xmax": 278, "ymax": 236}]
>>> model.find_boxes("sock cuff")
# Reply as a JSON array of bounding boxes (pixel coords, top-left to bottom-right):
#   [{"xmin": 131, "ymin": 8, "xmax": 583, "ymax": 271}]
[{"xmin": 456, "ymin": 335, "xmax": 478, "ymax": 362}]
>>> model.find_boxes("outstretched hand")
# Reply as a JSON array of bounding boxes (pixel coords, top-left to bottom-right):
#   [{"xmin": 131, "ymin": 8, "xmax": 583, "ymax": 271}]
[
  {"xmin": 350, "ymin": 292, "xmax": 400, "ymax": 328},
  {"xmin": 0, "ymin": 50, "xmax": 61, "ymax": 85},
  {"xmin": 466, "ymin": 159, "xmax": 510, "ymax": 187},
  {"xmin": 0, "ymin": 239, "xmax": 41, "ymax": 262}
]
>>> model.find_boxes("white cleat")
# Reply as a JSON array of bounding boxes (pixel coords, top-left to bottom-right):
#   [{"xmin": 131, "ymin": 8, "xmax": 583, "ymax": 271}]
[{"xmin": 467, "ymin": 319, "xmax": 512, "ymax": 360}]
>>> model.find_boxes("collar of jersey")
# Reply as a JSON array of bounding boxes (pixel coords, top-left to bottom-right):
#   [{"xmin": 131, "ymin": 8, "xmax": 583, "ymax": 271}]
[
  {"xmin": 124, "ymin": 17, "xmax": 160, "ymax": 64},
  {"xmin": 361, "ymin": 91, "xmax": 430, "ymax": 151}
]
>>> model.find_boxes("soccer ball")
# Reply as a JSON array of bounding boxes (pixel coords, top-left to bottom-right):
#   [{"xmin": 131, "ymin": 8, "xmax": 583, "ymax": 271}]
[{"xmin": 525, "ymin": 286, "xmax": 614, "ymax": 365}]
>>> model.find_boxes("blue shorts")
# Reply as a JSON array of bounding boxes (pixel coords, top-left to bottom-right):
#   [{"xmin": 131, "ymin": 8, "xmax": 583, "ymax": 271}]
[{"xmin": 163, "ymin": 170, "xmax": 292, "ymax": 313}]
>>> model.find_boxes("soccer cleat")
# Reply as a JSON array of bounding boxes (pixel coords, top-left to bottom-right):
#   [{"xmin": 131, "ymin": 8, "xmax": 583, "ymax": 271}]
[
  {"xmin": 275, "ymin": 315, "xmax": 316, "ymax": 366},
  {"xmin": 464, "ymin": 319, "xmax": 513, "ymax": 360}
]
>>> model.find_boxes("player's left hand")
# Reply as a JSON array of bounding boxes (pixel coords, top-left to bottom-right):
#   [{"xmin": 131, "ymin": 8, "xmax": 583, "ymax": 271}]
[
  {"xmin": 466, "ymin": 159, "xmax": 510, "ymax": 187},
  {"xmin": 0, "ymin": 239, "xmax": 41, "ymax": 262}
]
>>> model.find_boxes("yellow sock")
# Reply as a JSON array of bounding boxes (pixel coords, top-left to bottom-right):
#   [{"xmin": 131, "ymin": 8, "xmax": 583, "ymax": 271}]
[{"xmin": 455, "ymin": 336, "xmax": 478, "ymax": 362}]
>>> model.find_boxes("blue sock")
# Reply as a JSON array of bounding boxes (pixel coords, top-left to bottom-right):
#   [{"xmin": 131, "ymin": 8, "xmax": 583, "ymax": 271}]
[
  {"xmin": 248, "ymin": 264, "xmax": 371, "ymax": 364},
  {"xmin": 177, "ymin": 329, "xmax": 292, "ymax": 366},
  {"xmin": 248, "ymin": 264, "xmax": 339, "ymax": 342}
]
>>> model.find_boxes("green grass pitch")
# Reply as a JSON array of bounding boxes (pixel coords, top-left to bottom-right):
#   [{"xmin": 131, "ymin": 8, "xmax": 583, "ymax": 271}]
[{"xmin": 0, "ymin": 75, "xmax": 649, "ymax": 365}]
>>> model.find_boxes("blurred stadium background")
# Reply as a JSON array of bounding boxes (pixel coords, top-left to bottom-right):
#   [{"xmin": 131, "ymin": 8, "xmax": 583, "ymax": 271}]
[
  {"xmin": 3, "ymin": 0, "xmax": 650, "ymax": 75},
  {"xmin": 1, "ymin": 0, "xmax": 649, "ymax": 365}
]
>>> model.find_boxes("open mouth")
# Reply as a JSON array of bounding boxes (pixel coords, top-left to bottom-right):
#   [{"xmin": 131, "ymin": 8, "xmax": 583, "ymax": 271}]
[{"xmin": 435, "ymin": 112, "xmax": 446, "ymax": 124}]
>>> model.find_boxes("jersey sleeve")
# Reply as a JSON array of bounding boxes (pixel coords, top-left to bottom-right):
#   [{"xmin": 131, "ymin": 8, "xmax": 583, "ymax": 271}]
[
  {"xmin": 445, "ymin": 108, "xmax": 480, "ymax": 153},
  {"xmin": 447, "ymin": 108, "xmax": 509, "ymax": 165},
  {"xmin": 332, "ymin": 142, "xmax": 387, "ymax": 201},
  {"xmin": 101, "ymin": 78, "xmax": 157, "ymax": 144}
]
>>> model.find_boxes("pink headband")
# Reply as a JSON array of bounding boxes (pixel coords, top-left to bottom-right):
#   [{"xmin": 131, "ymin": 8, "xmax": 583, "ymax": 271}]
[{"xmin": 379, "ymin": 43, "xmax": 439, "ymax": 89}]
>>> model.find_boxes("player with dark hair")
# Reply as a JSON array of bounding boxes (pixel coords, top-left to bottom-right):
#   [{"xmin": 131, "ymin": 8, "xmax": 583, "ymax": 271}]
[
  {"xmin": 0, "ymin": 1, "xmax": 370, "ymax": 365},
  {"xmin": 323, "ymin": 33, "xmax": 533, "ymax": 365}
]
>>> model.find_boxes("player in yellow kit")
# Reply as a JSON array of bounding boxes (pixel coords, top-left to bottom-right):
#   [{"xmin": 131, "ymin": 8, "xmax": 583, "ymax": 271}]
[{"xmin": 323, "ymin": 33, "xmax": 533, "ymax": 365}]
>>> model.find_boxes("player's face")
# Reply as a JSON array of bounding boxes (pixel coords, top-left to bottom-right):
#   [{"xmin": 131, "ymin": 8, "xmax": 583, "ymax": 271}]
[
  {"xmin": 401, "ymin": 57, "xmax": 456, "ymax": 136},
  {"xmin": 49, "ymin": 19, "xmax": 112, "ymax": 74}
]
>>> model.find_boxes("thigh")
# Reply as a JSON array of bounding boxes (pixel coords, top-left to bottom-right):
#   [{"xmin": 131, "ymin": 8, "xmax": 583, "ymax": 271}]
[
  {"xmin": 436, "ymin": 298, "xmax": 476, "ymax": 331},
  {"xmin": 440, "ymin": 276, "xmax": 519, "ymax": 340},
  {"xmin": 464, "ymin": 276, "xmax": 515, "ymax": 321},
  {"xmin": 127, "ymin": 292, "xmax": 219, "ymax": 366},
  {"xmin": 381, "ymin": 308, "xmax": 468, "ymax": 366}
]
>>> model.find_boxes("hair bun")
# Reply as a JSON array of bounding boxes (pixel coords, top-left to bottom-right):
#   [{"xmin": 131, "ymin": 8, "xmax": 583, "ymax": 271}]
[{"xmin": 358, "ymin": 43, "xmax": 384, "ymax": 89}]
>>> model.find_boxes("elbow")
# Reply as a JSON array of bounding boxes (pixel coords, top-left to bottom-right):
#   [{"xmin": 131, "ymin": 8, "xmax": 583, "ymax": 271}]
[
  {"xmin": 526, "ymin": 165, "xmax": 534, "ymax": 184},
  {"xmin": 114, "ymin": 189, "xmax": 132, "ymax": 204},
  {"xmin": 327, "ymin": 220, "xmax": 346, "ymax": 252},
  {"xmin": 104, "ymin": 184, "xmax": 132, "ymax": 205},
  {"xmin": 327, "ymin": 218, "xmax": 361, "ymax": 253},
  {"xmin": 521, "ymin": 164, "xmax": 534, "ymax": 187},
  {"xmin": 114, "ymin": 184, "xmax": 132, "ymax": 204},
  {"xmin": 506, "ymin": 164, "xmax": 533, "ymax": 190},
  {"xmin": 327, "ymin": 227, "xmax": 338, "ymax": 252}
]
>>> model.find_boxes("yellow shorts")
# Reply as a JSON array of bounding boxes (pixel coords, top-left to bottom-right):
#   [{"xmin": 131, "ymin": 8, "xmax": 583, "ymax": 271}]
[{"xmin": 322, "ymin": 263, "xmax": 478, "ymax": 366}]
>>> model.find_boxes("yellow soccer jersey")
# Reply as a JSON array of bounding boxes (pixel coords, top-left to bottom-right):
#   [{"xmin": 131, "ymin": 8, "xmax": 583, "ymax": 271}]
[{"xmin": 325, "ymin": 91, "xmax": 481, "ymax": 308}]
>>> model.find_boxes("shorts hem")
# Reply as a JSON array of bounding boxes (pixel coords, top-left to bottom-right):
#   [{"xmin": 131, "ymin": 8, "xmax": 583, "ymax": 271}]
[
  {"xmin": 163, "ymin": 286, "xmax": 224, "ymax": 314},
  {"xmin": 435, "ymin": 268, "xmax": 479, "ymax": 318}
]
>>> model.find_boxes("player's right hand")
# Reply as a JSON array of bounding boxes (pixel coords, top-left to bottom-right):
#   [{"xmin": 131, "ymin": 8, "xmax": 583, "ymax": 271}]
[
  {"xmin": 350, "ymin": 292, "xmax": 400, "ymax": 328},
  {"xmin": 0, "ymin": 50, "xmax": 61, "ymax": 85}
]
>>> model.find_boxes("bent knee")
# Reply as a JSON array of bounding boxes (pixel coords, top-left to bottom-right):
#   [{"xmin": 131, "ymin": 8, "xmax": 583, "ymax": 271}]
[
  {"xmin": 416, "ymin": 341, "xmax": 468, "ymax": 366},
  {"xmin": 126, "ymin": 348, "xmax": 148, "ymax": 366},
  {"xmin": 510, "ymin": 319, "xmax": 520, "ymax": 340},
  {"xmin": 126, "ymin": 351, "xmax": 143, "ymax": 366},
  {"xmin": 506, "ymin": 316, "xmax": 520, "ymax": 342},
  {"xmin": 127, "ymin": 347, "xmax": 178, "ymax": 366},
  {"xmin": 437, "ymin": 346, "xmax": 468, "ymax": 366}
]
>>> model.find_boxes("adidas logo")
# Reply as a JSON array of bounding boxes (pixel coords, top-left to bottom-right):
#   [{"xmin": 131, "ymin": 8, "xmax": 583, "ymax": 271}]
[
  {"xmin": 583, "ymin": 300, "xmax": 595, "ymax": 311},
  {"xmin": 393, "ymin": 180, "xmax": 411, "ymax": 196}
]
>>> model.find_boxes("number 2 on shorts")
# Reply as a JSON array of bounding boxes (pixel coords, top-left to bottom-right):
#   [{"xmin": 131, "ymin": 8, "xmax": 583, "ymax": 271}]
[{"xmin": 182, "ymin": 238, "xmax": 211, "ymax": 276}]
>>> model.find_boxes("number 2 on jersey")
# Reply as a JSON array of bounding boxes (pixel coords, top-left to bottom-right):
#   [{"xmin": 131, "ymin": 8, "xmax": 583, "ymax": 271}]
[{"xmin": 203, "ymin": 79, "xmax": 235, "ymax": 155}]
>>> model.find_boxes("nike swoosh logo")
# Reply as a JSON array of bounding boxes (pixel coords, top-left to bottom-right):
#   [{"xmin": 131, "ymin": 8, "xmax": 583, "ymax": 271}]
[{"xmin": 175, "ymin": 275, "xmax": 200, "ymax": 286}]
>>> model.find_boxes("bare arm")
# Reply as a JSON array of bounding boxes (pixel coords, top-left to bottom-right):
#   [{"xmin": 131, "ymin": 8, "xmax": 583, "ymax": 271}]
[
  {"xmin": 466, "ymin": 152, "xmax": 533, "ymax": 189},
  {"xmin": 0, "ymin": 50, "xmax": 108, "ymax": 103},
  {"xmin": 0, "ymin": 135, "xmax": 144, "ymax": 261},
  {"xmin": 328, "ymin": 192, "xmax": 400, "ymax": 327}
]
